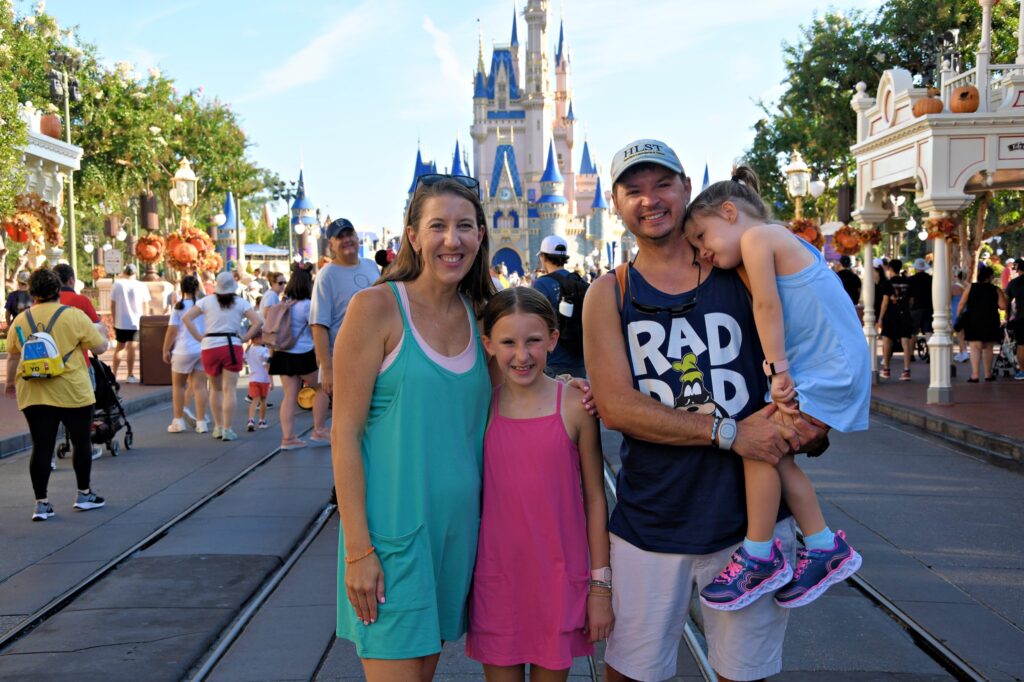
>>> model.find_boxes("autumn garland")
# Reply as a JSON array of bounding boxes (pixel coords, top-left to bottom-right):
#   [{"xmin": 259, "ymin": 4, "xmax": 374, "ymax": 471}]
[
  {"xmin": 2, "ymin": 193, "xmax": 61, "ymax": 250},
  {"xmin": 789, "ymin": 218, "xmax": 825, "ymax": 249},
  {"xmin": 924, "ymin": 217, "xmax": 958, "ymax": 244}
]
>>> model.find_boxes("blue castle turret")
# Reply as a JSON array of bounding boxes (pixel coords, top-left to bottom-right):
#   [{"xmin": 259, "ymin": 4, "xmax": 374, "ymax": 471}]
[
  {"xmin": 534, "ymin": 140, "xmax": 568, "ymax": 255},
  {"xmin": 217, "ymin": 191, "xmax": 246, "ymax": 266}
]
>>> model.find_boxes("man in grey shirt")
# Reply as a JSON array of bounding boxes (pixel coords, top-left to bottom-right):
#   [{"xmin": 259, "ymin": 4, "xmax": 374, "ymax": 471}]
[{"xmin": 310, "ymin": 218, "xmax": 379, "ymax": 440}]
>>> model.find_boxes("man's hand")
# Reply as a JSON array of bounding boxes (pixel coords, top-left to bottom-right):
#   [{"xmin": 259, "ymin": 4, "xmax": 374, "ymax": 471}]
[
  {"xmin": 733, "ymin": 404, "xmax": 801, "ymax": 465},
  {"xmin": 4, "ymin": 383, "xmax": 16, "ymax": 400},
  {"xmin": 774, "ymin": 409, "xmax": 830, "ymax": 456}
]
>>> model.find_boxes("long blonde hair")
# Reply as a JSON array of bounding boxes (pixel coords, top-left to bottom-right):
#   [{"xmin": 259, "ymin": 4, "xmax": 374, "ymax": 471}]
[{"xmin": 379, "ymin": 178, "xmax": 496, "ymax": 314}]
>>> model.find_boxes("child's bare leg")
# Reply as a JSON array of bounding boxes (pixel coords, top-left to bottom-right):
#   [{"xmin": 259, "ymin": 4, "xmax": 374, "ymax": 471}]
[
  {"xmin": 777, "ymin": 455, "xmax": 826, "ymax": 536},
  {"xmin": 248, "ymin": 394, "xmax": 258, "ymax": 421},
  {"xmin": 743, "ymin": 458, "xmax": 782, "ymax": 543},
  {"xmin": 482, "ymin": 664, "xmax": 525, "ymax": 682},
  {"xmin": 259, "ymin": 397, "xmax": 267, "ymax": 421}
]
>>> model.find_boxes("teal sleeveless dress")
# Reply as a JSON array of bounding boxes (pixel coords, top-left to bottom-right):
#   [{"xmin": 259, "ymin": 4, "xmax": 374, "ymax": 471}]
[{"xmin": 337, "ymin": 282, "xmax": 491, "ymax": 659}]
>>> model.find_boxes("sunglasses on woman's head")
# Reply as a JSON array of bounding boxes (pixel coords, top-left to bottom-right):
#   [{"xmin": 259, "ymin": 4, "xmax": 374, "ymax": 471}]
[
  {"xmin": 415, "ymin": 173, "xmax": 479, "ymax": 191},
  {"xmin": 627, "ymin": 259, "xmax": 701, "ymax": 316}
]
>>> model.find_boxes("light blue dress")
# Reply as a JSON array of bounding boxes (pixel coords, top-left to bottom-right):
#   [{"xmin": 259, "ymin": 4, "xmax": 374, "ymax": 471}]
[{"xmin": 775, "ymin": 239, "xmax": 870, "ymax": 432}]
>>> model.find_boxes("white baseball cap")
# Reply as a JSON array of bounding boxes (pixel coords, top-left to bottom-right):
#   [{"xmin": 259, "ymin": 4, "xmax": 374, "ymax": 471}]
[{"xmin": 538, "ymin": 235, "xmax": 569, "ymax": 256}]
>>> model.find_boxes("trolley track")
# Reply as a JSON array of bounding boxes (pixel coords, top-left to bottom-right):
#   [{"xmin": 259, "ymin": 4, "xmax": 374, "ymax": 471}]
[
  {"xmin": 602, "ymin": 456, "xmax": 985, "ymax": 682},
  {"xmin": 0, "ymin": 424, "xmax": 317, "ymax": 655}
]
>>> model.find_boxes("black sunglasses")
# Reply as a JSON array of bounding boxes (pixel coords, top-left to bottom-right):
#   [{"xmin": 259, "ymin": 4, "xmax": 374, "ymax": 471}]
[
  {"xmin": 626, "ymin": 257, "xmax": 701, "ymax": 316},
  {"xmin": 415, "ymin": 173, "xmax": 479, "ymax": 191}
]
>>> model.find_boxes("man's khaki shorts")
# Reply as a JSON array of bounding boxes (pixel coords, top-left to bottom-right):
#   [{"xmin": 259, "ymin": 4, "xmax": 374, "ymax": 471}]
[{"xmin": 604, "ymin": 519, "xmax": 796, "ymax": 681}]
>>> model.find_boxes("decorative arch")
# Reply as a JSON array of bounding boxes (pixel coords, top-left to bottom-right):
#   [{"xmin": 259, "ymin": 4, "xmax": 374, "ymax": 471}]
[{"xmin": 492, "ymin": 247, "xmax": 524, "ymax": 276}]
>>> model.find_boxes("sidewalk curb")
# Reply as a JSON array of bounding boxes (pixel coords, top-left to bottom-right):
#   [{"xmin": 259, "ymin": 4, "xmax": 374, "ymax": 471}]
[
  {"xmin": 871, "ymin": 397, "xmax": 1023, "ymax": 467},
  {"xmin": 0, "ymin": 388, "xmax": 172, "ymax": 460}
]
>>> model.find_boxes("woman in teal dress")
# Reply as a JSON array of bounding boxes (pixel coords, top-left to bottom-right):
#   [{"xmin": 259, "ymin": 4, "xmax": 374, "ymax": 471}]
[{"xmin": 331, "ymin": 175, "xmax": 497, "ymax": 680}]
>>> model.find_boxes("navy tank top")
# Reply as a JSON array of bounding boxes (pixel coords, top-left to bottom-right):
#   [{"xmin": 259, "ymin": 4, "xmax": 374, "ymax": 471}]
[{"xmin": 611, "ymin": 265, "xmax": 784, "ymax": 555}]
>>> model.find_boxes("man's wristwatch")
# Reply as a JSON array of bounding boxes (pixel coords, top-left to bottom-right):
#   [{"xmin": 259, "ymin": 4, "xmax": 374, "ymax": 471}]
[{"xmin": 714, "ymin": 417, "xmax": 737, "ymax": 451}]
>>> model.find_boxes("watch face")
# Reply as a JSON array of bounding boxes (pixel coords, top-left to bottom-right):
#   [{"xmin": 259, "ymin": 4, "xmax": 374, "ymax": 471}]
[{"xmin": 720, "ymin": 421, "xmax": 737, "ymax": 440}]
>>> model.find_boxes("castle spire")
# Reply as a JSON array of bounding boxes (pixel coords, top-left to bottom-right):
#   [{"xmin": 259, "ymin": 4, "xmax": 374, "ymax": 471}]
[
  {"xmin": 510, "ymin": 3, "xmax": 519, "ymax": 47},
  {"xmin": 452, "ymin": 139, "xmax": 465, "ymax": 176},
  {"xmin": 541, "ymin": 140, "xmax": 563, "ymax": 183},
  {"xmin": 477, "ymin": 20, "xmax": 486, "ymax": 74},
  {"xmin": 555, "ymin": 17, "xmax": 565, "ymax": 67},
  {"xmin": 591, "ymin": 175, "xmax": 608, "ymax": 210}
]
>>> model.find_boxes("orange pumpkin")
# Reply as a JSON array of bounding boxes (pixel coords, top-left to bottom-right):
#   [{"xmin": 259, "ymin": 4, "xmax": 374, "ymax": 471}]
[
  {"xmin": 40, "ymin": 114, "xmax": 62, "ymax": 139},
  {"xmin": 173, "ymin": 242, "xmax": 199, "ymax": 264},
  {"xmin": 950, "ymin": 85, "xmax": 980, "ymax": 114},
  {"xmin": 5, "ymin": 221, "xmax": 30, "ymax": 242},
  {"xmin": 136, "ymin": 237, "xmax": 164, "ymax": 263},
  {"xmin": 166, "ymin": 234, "xmax": 183, "ymax": 254},
  {"xmin": 913, "ymin": 95, "xmax": 944, "ymax": 117}
]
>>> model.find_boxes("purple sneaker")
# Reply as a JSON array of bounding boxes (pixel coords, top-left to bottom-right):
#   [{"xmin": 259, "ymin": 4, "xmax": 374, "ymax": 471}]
[
  {"xmin": 774, "ymin": 530, "xmax": 862, "ymax": 609},
  {"xmin": 700, "ymin": 539, "xmax": 793, "ymax": 611}
]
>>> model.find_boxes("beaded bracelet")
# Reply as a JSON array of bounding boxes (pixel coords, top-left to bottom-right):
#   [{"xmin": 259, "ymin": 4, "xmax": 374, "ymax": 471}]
[{"xmin": 344, "ymin": 545, "xmax": 376, "ymax": 565}]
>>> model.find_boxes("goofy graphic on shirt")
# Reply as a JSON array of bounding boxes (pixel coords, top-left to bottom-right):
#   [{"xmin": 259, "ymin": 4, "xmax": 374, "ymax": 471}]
[{"xmin": 672, "ymin": 353, "xmax": 727, "ymax": 416}]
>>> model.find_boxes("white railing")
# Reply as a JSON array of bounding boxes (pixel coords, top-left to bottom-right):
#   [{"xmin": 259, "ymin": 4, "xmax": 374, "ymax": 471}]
[{"xmin": 941, "ymin": 67, "xmax": 977, "ymax": 104}]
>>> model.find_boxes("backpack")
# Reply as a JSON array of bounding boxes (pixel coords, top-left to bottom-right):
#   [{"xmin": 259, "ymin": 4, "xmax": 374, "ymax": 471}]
[
  {"xmin": 19, "ymin": 306, "xmax": 76, "ymax": 379},
  {"xmin": 546, "ymin": 271, "xmax": 589, "ymax": 357},
  {"xmin": 262, "ymin": 299, "xmax": 304, "ymax": 351}
]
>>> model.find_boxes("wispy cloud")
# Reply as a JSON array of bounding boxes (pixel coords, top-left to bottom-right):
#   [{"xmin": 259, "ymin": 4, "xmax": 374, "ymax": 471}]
[
  {"xmin": 239, "ymin": 1, "xmax": 386, "ymax": 103},
  {"xmin": 395, "ymin": 15, "xmax": 471, "ymax": 121}
]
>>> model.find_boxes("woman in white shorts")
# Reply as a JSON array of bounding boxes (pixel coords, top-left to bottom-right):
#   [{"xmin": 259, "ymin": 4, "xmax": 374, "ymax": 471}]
[{"xmin": 163, "ymin": 275, "xmax": 209, "ymax": 433}]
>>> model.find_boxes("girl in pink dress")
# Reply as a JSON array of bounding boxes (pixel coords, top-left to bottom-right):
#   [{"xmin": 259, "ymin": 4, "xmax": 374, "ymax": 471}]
[{"xmin": 467, "ymin": 287, "xmax": 612, "ymax": 681}]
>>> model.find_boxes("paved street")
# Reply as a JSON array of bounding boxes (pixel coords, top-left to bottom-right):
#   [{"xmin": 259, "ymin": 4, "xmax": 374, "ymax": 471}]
[{"xmin": 0, "ymin": 383, "xmax": 1019, "ymax": 679}]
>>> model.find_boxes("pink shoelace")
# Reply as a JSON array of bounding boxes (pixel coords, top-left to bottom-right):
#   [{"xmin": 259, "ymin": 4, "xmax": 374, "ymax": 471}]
[{"xmin": 716, "ymin": 556, "xmax": 747, "ymax": 584}]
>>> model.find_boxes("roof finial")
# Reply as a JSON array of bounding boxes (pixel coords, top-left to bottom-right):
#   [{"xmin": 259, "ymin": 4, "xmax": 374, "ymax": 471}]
[
  {"xmin": 477, "ymin": 19, "xmax": 486, "ymax": 74},
  {"xmin": 510, "ymin": 1, "xmax": 519, "ymax": 47}
]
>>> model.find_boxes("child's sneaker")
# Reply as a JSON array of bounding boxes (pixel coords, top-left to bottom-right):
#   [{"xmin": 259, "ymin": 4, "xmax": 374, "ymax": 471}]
[
  {"xmin": 774, "ymin": 530, "xmax": 862, "ymax": 609},
  {"xmin": 258, "ymin": 420, "xmax": 268, "ymax": 430},
  {"xmin": 73, "ymin": 490, "xmax": 105, "ymax": 511},
  {"xmin": 32, "ymin": 501, "xmax": 55, "ymax": 521},
  {"xmin": 700, "ymin": 539, "xmax": 792, "ymax": 611},
  {"xmin": 247, "ymin": 419, "xmax": 256, "ymax": 432},
  {"xmin": 167, "ymin": 418, "xmax": 187, "ymax": 433}
]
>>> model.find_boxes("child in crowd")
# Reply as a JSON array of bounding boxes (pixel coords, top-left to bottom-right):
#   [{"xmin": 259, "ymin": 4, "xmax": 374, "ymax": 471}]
[
  {"xmin": 682, "ymin": 166, "xmax": 868, "ymax": 611},
  {"xmin": 244, "ymin": 333, "xmax": 270, "ymax": 432},
  {"xmin": 466, "ymin": 287, "xmax": 612, "ymax": 679}
]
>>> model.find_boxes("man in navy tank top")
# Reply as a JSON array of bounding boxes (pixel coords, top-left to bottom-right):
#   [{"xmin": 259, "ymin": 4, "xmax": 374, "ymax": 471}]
[{"xmin": 583, "ymin": 139, "xmax": 827, "ymax": 682}]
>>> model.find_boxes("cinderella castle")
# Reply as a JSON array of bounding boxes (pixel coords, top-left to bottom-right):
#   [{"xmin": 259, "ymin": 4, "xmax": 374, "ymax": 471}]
[{"xmin": 406, "ymin": 0, "xmax": 624, "ymax": 275}]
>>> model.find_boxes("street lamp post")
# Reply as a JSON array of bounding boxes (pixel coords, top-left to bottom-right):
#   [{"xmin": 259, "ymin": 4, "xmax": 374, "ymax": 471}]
[
  {"xmin": 170, "ymin": 158, "xmax": 197, "ymax": 229},
  {"xmin": 783, "ymin": 150, "xmax": 811, "ymax": 220},
  {"xmin": 48, "ymin": 50, "xmax": 82, "ymax": 270},
  {"xmin": 271, "ymin": 180, "xmax": 298, "ymax": 264}
]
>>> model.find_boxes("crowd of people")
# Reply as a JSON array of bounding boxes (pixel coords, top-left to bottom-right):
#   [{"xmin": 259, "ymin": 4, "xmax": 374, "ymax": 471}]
[{"xmin": 3, "ymin": 139, "xmax": 1022, "ymax": 682}]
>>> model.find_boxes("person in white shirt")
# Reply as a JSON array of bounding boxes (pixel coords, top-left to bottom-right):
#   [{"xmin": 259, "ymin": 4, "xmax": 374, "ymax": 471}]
[
  {"xmin": 182, "ymin": 272, "xmax": 263, "ymax": 442},
  {"xmin": 109, "ymin": 264, "xmax": 151, "ymax": 383},
  {"xmin": 259, "ymin": 272, "xmax": 285, "ymax": 313},
  {"xmin": 245, "ymin": 335, "xmax": 271, "ymax": 431},
  {"xmin": 162, "ymin": 275, "xmax": 209, "ymax": 434},
  {"xmin": 309, "ymin": 219, "xmax": 380, "ymax": 443},
  {"xmin": 269, "ymin": 265, "xmax": 321, "ymax": 450}
]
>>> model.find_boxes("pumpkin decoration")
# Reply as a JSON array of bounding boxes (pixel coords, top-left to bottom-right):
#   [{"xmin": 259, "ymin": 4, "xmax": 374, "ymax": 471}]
[
  {"xmin": 831, "ymin": 225, "xmax": 863, "ymax": 256},
  {"xmin": 173, "ymin": 241, "xmax": 198, "ymax": 265},
  {"xmin": 924, "ymin": 216, "xmax": 958, "ymax": 244},
  {"xmin": 789, "ymin": 218, "xmax": 824, "ymax": 250},
  {"xmin": 2, "ymin": 193, "xmax": 59, "ymax": 250},
  {"xmin": 950, "ymin": 85, "xmax": 980, "ymax": 114},
  {"xmin": 202, "ymin": 252, "xmax": 223, "ymax": 273},
  {"xmin": 40, "ymin": 114, "xmax": 62, "ymax": 139},
  {"xmin": 91, "ymin": 265, "xmax": 107, "ymax": 281},
  {"xmin": 861, "ymin": 227, "xmax": 882, "ymax": 246},
  {"xmin": 135, "ymin": 234, "xmax": 165, "ymax": 264},
  {"xmin": 913, "ymin": 93, "xmax": 944, "ymax": 117}
]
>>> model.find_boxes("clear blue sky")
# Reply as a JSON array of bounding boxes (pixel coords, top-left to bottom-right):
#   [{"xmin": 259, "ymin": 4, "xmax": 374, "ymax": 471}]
[{"xmin": 36, "ymin": 0, "xmax": 885, "ymax": 234}]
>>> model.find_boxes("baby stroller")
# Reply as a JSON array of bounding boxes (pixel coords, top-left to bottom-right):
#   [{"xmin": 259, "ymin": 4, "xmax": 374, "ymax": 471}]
[
  {"xmin": 56, "ymin": 356, "xmax": 134, "ymax": 459},
  {"xmin": 992, "ymin": 323, "xmax": 1019, "ymax": 378}
]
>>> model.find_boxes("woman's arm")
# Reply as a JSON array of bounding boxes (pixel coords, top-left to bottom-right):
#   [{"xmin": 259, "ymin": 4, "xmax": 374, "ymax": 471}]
[
  {"xmin": 181, "ymin": 303, "xmax": 204, "ymax": 343},
  {"xmin": 332, "ymin": 287, "xmax": 394, "ymax": 626},
  {"xmin": 162, "ymin": 322, "xmax": 178, "ymax": 365},
  {"xmin": 956, "ymin": 285, "xmax": 971, "ymax": 316},
  {"xmin": 878, "ymin": 294, "xmax": 889, "ymax": 326},
  {"xmin": 997, "ymin": 287, "xmax": 1008, "ymax": 311},
  {"xmin": 240, "ymin": 308, "xmax": 263, "ymax": 342},
  {"xmin": 568, "ymin": 389, "xmax": 613, "ymax": 642},
  {"xmin": 5, "ymin": 351, "xmax": 19, "ymax": 399}
]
